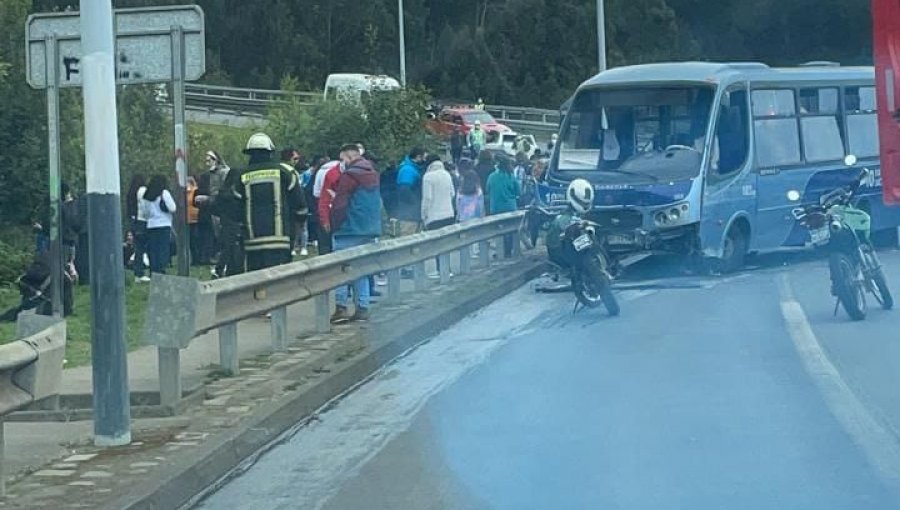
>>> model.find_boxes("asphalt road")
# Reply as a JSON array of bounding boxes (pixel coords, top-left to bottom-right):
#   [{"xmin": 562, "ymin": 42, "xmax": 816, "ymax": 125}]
[{"xmin": 197, "ymin": 249, "xmax": 900, "ymax": 510}]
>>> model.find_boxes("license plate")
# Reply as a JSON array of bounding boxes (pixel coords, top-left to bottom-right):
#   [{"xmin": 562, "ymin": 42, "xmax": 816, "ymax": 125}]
[
  {"xmin": 573, "ymin": 234, "xmax": 593, "ymax": 252},
  {"xmin": 810, "ymin": 226, "xmax": 830, "ymax": 245},
  {"xmin": 607, "ymin": 234, "xmax": 633, "ymax": 245}
]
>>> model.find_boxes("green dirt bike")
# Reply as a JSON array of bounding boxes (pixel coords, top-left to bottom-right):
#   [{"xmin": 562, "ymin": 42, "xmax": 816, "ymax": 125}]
[{"xmin": 790, "ymin": 157, "xmax": 893, "ymax": 321}]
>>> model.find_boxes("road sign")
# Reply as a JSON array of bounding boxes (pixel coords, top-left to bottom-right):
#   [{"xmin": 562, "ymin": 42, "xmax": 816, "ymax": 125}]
[{"xmin": 25, "ymin": 5, "xmax": 205, "ymax": 90}]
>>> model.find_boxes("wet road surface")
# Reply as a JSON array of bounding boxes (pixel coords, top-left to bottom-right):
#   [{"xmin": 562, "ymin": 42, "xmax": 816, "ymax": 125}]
[{"xmin": 198, "ymin": 250, "xmax": 900, "ymax": 510}]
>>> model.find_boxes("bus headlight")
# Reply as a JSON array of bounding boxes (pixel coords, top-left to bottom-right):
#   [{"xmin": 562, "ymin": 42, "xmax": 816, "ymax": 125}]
[{"xmin": 654, "ymin": 203, "xmax": 690, "ymax": 227}]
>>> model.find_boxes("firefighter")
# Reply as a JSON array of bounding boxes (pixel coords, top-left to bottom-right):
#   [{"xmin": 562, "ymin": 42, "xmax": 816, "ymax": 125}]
[{"xmin": 232, "ymin": 133, "xmax": 307, "ymax": 272}]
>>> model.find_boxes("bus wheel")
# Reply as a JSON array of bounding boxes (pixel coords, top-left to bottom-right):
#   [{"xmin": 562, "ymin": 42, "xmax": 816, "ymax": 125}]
[{"xmin": 719, "ymin": 226, "xmax": 748, "ymax": 274}]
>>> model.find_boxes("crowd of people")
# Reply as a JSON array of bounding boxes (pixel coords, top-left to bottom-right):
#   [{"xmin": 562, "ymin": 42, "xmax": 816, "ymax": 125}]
[{"xmin": 12, "ymin": 130, "xmax": 551, "ymax": 323}]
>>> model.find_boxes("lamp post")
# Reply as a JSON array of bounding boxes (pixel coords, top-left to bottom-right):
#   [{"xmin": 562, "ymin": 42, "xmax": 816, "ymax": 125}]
[
  {"xmin": 597, "ymin": 0, "xmax": 607, "ymax": 72},
  {"xmin": 398, "ymin": 0, "xmax": 407, "ymax": 86}
]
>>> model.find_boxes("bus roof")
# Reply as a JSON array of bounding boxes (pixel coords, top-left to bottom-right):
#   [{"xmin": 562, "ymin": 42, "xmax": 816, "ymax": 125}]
[{"xmin": 579, "ymin": 62, "xmax": 875, "ymax": 89}]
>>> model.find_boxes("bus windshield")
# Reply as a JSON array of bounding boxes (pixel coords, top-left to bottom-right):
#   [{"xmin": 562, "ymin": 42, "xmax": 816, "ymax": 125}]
[{"xmin": 558, "ymin": 86, "xmax": 715, "ymax": 183}]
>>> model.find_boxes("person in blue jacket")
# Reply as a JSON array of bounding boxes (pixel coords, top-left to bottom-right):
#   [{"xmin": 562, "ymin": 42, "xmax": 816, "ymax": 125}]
[{"xmin": 394, "ymin": 147, "xmax": 427, "ymax": 236}]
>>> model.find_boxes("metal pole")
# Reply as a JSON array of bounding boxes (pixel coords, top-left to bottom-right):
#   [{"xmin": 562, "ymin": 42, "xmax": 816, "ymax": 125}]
[
  {"xmin": 171, "ymin": 26, "xmax": 190, "ymax": 277},
  {"xmin": 398, "ymin": 0, "xmax": 407, "ymax": 86},
  {"xmin": 79, "ymin": 0, "xmax": 131, "ymax": 447},
  {"xmin": 597, "ymin": 0, "xmax": 607, "ymax": 72},
  {"xmin": 45, "ymin": 35, "xmax": 64, "ymax": 318}
]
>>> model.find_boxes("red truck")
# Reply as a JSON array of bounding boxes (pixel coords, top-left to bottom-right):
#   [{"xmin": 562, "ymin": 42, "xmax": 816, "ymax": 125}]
[{"xmin": 425, "ymin": 106, "xmax": 512, "ymax": 139}]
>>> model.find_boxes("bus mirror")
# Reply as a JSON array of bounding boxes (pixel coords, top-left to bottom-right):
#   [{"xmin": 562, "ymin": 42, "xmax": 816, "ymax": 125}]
[
  {"xmin": 844, "ymin": 154, "xmax": 858, "ymax": 167},
  {"xmin": 786, "ymin": 190, "xmax": 801, "ymax": 202}
]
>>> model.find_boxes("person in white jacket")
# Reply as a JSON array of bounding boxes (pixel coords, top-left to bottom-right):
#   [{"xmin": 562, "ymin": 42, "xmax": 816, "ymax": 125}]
[
  {"xmin": 421, "ymin": 159, "xmax": 457, "ymax": 277},
  {"xmin": 141, "ymin": 174, "xmax": 177, "ymax": 276},
  {"xmin": 421, "ymin": 159, "xmax": 456, "ymax": 231}
]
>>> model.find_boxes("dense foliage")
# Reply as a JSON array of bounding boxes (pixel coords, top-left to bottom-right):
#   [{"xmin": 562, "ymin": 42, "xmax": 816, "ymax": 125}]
[
  {"xmin": 0, "ymin": 0, "xmax": 876, "ymax": 284},
  {"xmin": 93, "ymin": 0, "xmax": 873, "ymax": 108}
]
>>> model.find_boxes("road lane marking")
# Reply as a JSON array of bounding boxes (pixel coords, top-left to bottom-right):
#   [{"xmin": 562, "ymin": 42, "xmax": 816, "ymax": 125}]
[{"xmin": 777, "ymin": 274, "xmax": 900, "ymax": 487}]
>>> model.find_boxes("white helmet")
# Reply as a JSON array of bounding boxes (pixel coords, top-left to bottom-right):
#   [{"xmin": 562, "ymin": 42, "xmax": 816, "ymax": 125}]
[
  {"xmin": 567, "ymin": 178, "xmax": 594, "ymax": 214},
  {"xmin": 244, "ymin": 132, "xmax": 275, "ymax": 153}
]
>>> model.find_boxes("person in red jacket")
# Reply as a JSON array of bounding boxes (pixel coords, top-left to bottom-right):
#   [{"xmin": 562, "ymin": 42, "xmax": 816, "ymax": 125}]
[{"xmin": 316, "ymin": 160, "xmax": 343, "ymax": 255}]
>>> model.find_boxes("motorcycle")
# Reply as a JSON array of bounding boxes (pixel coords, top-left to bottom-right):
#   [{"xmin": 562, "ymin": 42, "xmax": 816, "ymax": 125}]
[
  {"xmin": 523, "ymin": 204, "xmax": 620, "ymax": 316},
  {"xmin": 789, "ymin": 155, "xmax": 893, "ymax": 321}
]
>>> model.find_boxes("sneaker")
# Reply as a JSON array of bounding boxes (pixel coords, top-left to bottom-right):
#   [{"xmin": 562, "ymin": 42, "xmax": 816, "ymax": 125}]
[
  {"xmin": 374, "ymin": 274, "xmax": 388, "ymax": 286},
  {"xmin": 210, "ymin": 267, "xmax": 220, "ymax": 279},
  {"xmin": 137, "ymin": 276, "xmax": 151, "ymax": 283},
  {"xmin": 300, "ymin": 248, "xmax": 309, "ymax": 257},
  {"xmin": 330, "ymin": 306, "xmax": 352, "ymax": 324},
  {"xmin": 291, "ymin": 249, "xmax": 298, "ymax": 257},
  {"xmin": 351, "ymin": 308, "xmax": 371, "ymax": 322}
]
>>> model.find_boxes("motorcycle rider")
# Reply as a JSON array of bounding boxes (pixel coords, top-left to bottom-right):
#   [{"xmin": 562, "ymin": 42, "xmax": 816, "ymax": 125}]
[{"xmin": 546, "ymin": 178, "xmax": 594, "ymax": 270}]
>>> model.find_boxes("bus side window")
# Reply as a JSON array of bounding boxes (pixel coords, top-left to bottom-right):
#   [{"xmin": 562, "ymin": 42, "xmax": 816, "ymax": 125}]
[
  {"xmin": 753, "ymin": 89, "xmax": 801, "ymax": 168},
  {"xmin": 845, "ymin": 87, "xmax": 880, "ymax": 158},
  {"xmin": 800, "ymin": 87, "xmax": 844, "ymax": 163},
  {"xmin": 713, "ymin": 89, "xmax": 750, "ymax": 177}
]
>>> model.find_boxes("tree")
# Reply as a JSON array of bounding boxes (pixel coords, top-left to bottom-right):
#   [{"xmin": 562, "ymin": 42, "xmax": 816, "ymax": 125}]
[{"xmin": 266, "ymin": 76, "xmax": 436, "ymax": 166}]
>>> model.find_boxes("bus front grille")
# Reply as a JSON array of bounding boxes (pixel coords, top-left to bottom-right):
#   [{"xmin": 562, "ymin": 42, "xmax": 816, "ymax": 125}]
[{"xmin": 587, "ymin": 210, "xmax": 643, "ymax": 230}]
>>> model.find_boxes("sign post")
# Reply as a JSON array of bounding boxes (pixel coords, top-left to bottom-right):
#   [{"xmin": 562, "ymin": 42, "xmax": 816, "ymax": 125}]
[
  {"xmin": 25, "ymin": 4, "xmax": 205, "ymax": 447},
  {"xmin": 172, "ymin": 25, "xmax": 190, "ymax": 277},
  {"xmin": 44, "ymin": 34, "xmax": 64, "ymax": 317}
]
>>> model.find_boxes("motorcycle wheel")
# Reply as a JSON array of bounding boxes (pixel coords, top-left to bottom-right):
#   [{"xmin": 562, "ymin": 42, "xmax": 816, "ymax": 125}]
[
  {"xmin": 829, "ymin": 252, "xmax": 867, "ymax": 321},
  {"xmin": 574, "ymin": 254, "xmax": 620, "ymax": 316},
  {"xmin": 861, "ymin": 246, "xmax": 893, "ymax": 310}
]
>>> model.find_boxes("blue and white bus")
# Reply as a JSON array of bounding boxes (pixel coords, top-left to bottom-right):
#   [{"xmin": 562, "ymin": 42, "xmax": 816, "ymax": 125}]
[{"xmin": 542, "ymin": 62, "xmax": 900, "ymax": 271}]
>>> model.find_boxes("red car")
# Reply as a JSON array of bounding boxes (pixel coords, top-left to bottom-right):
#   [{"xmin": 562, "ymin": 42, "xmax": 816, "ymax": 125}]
[{"xmin": 426, "ymin": 107, "xmax": 512, "ymax": 139}]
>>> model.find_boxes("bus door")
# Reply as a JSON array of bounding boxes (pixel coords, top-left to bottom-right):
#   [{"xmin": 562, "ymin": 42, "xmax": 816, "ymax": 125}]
[
  {"xmin": 873, "ymin": 0, "xmax": 900, "ymax": 205},
  {"xmin": 751, "ymin": 88, "xmax": 813, "ymax": 249},
  {"xmin": 700, "ymin": 85, "xmax": 755, "ymax": 256}
]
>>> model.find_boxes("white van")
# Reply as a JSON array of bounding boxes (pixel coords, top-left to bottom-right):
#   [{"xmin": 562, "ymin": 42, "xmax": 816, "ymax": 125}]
[{"xmin": 323, "ymin": 74, "xmax": 401, "ymax": 102}]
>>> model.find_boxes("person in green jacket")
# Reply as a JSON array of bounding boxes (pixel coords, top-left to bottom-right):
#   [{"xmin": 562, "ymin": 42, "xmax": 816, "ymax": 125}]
[{"xmin": 486, "ymin": 157, "xmax": 520, "ymax": 257}]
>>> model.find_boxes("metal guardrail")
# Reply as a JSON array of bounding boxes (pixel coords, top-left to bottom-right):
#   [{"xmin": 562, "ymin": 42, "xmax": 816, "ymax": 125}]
[
  {"xmin": 0, "ymin": 315, "xmax": 66, "ymax": 495},
  {"xmin": 143, "ymin": 211, "xmax": 526, "ymax": 408},
  {"xmin": 181, "ymin": 83, "xmax": 560, "ymax": 132}
]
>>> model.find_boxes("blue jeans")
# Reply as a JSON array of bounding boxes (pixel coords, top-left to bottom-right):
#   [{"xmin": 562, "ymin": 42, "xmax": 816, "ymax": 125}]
[
  {"xmin": 146, "ymin": 227, "xmax": 171, "ymax": 275},
  {"xmin": 334, "ymin": 236, "xmax": 374, "ymax": 310}
]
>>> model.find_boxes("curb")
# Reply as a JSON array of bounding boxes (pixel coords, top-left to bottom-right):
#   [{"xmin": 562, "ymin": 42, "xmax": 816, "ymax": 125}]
[{"xmin": 104, "ymin": 257, "xmax": 547, "ymax": 510}]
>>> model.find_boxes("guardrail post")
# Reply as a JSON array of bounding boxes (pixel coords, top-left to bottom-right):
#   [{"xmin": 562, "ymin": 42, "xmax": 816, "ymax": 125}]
[
  {"xmin": 512, "ymin": 230, "xmax": 522, "ymax": 257},
  {"xmin": 387, "ymin": 268, "xmax": 401, "ymax": 302},
  {"xmin": 315, "ymin": 293, "xmax": 331, "ymax": 334},
  {"xmin": 439, "ymin": 253, "xmax": 452, "ymax": 284},
  {"xmin": 270, "ymin": 306, "xmax": 288, "ymax": 352},
  {"xmin": 459, "ymin": 247, "xmax": 472, "ymax": 275},
  {"xmin": 218, "ymin": 323, "xmax": 239, "ymax": 376},
  {"xmin": 479, "ymin": 240, "xmax": 491, "ymax": 268},
  {"xmin": 158, "ymin": 347, "xmax": 181, "ymax": 408},
  {"xmin": 1, "ymin": 418, "xmax": 5, "ymax": 497},
  {"xmin": 414, "ymin": 261, "xmax": 427, "ymax": 291}
]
